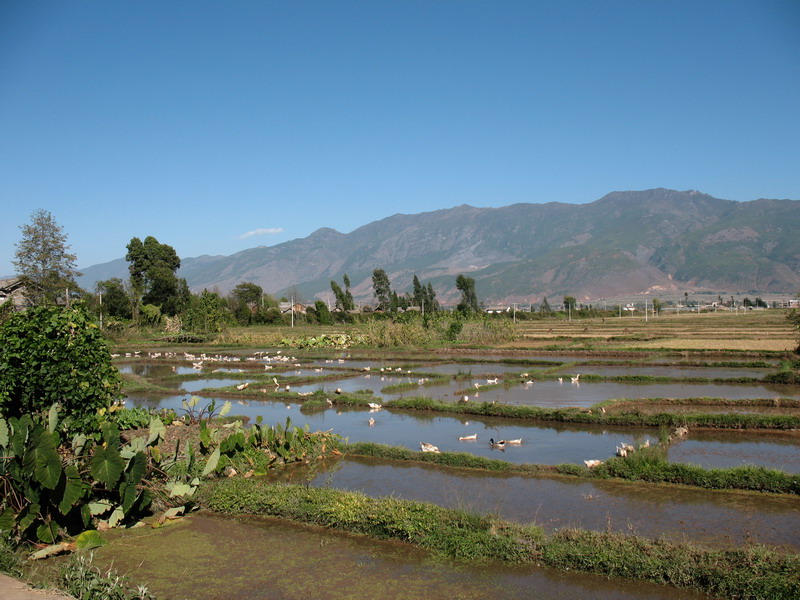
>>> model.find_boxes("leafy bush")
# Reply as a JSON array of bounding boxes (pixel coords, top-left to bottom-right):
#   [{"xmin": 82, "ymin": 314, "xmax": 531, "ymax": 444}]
[
  {"xmin": 0, "ymin": 304, "xmax": 122, "ymax": 435},
  {"xmin": 111, "ymin": 407, "xmax": 153, "ymax": 430}
]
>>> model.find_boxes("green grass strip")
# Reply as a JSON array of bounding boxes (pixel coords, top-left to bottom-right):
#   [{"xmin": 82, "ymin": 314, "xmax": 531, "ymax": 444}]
[
  {"xmin": 385, "ymin": 397, "xmax": 800, "ymax": 429},
  {"xmin": 198, "ymin": 478, "xmax": 800, "ymax": 599}
]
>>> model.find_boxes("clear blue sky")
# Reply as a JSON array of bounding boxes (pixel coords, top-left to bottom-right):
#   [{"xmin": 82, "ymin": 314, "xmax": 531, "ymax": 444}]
[{"xmin": 2, "ymin": 0, "xmax": 799, "ymax": 278}]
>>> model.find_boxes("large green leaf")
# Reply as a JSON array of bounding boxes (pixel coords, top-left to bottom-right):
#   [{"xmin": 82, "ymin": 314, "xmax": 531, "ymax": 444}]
[
  {"xmin": 36, "ymin": 520, "xmax": 58, "ymax": 544},
  {"xmin": 101, "ymin": 422, "xmax": 120, "ymax": 450},
  {"xmin": 75, "ymin": 529, "xmax": 107, "ymax": 550},
  {"xmin": 16, "ymin": 504, "xmax": 39, "ymax": 536},
  {"xmin": 201, "ymin": 447, "xmax": 221, "ymax": 477},
  {"xmin": 0, "ymin": 508, "xmax": 14, "ymax": 533},
  {"xmin": 57, "ymin": 464, "xmax": 85, "ymax": 515},
  {"xmin": 219, "ymin": 400, "xmax": 232, "ymax": 417},
  {"xmin": 126, "ymin": 451, "xmax": 147, "ymax": 487},
  {"xmin": 71, "ymin": 433, "xmax": 87, "ymax": 457},
  {"xmin": 23, "ymin": 426, "xmax": 62, "ymax": 490},
  {"xmin": 0, "ymin": 417, "xmax": 8, "ymax": 448},
  {"xmin": 107, "ymin": 505, "xmax": 124, "ymax": 528},
  {"xmin": 167, "ymin": 482, "xmax": 195, "ymax": 497},
  {"xmin": 47, "ymin": 403, "xmax": 59, "ymax": 433},
  {"xmin": 147, "ymin": 417, "xmax": 166, "ymax": 445},
  {"xmin": 11, "ymin": 415, "xmax": 32, "ymax": 457},
  {"xmin": 88, "ymin": 500, "xmax": 113, "ymax": 516},
  {"xmin": 90, "ymin": 446, "xmax": 124, "ymax": 487}
]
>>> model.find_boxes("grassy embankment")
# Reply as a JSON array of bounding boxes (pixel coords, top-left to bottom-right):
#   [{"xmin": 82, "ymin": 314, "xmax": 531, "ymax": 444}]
[{"xmin": 198, "ymin": 477, "xmax": 800, "ymax": 600}]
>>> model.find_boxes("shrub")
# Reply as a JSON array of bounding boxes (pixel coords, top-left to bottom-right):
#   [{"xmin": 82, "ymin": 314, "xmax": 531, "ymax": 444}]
[{"xmin": 0, "ymin": 304, "xmax": 122, "ymax": 434}]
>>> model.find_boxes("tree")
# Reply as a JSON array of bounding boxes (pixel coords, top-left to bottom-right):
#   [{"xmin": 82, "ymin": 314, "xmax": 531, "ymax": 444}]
[
  {"xmin": 342, "ymin": 274, "xmax": 355, "ymax": 310},
  {"xmin": 425, "ymin": 282, "xmax": 438, "ymax": 313},
  {"xmin": 96, "ymin": 278, "xmax": 131, "ymax": 319},
  {"xmin": 315, "ymin": 300, "xmax": 333, "ymax": 325},
  {"xmin": 412, "ymin": 275, "xmax": 424, "ymax": 308},
  {"xmin": 183, "ymin": 289, "xmax": 231, "ymax": 332},
  {"xmin": 330, "ymin": 280, "xmax": 347, "ymax": 311},
  {"xmin": 125, "ymin": 236, "xmax": 185, "ymax": 316},
  {"xmin": 372, "ymin": 269, "xmax": 392, "ymax": 311},
  {"xmin": 540, "ymin": 296, "xmax": 552, "ymax": 315},
  {"xmin": 652, "ymin": 298, "xmax": 663, "ymax": 314},
  {"xmin": 231, "ymin": 282, "xmax": 263, "ymax": 308},
  {"xmin": 563, "ymin": 296, "xmax": 577, "ymax": 311},
  {"xmin": 13, "ymin": 209, "xmax": 81, "ymax": 306},
  {"xmin": 455, "ymin": 274, "xmax": 480, "ymax": 315}
]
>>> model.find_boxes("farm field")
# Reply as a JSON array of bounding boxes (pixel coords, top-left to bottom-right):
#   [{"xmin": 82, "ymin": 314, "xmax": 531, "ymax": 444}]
[{"xmin": 104, "ymin": 309, "xmax": 800, "ymax": 599}]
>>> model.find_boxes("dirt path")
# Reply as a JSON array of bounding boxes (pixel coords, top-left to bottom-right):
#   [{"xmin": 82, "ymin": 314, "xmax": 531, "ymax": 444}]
[{"xmin": 0, "ymin": 574, "xmax": 70, "ymax": 600}]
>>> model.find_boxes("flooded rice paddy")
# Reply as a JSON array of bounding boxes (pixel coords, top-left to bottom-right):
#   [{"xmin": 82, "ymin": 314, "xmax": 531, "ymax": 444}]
[
  {"xmin": 121, "ymin": 352, "xmax": 800, "ymax": 474},
  {"xmin": 92, "ymin": 511, "xmax": 707, "ymax": 600},
  {"xmin": 270, "ymin": 456, "xmax": 800, "ymax": 550},
  {"xmin": 117, "ymin": 349, "xmax": 798, "ymax": 597}
]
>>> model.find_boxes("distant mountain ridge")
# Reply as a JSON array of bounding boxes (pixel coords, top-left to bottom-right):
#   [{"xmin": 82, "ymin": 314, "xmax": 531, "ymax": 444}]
[{"xmin": 79, "ymin": 189, "xmax": 800, "ymax": 304}]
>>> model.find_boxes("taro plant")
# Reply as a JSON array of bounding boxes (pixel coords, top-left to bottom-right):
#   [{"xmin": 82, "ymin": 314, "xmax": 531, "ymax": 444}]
[
  {"xmin": 193, "ymin": 415, "xmax": 343, "ymax": 478},
  {"xmin": 180, "ymin": 396, "xmax": 231, "ymax": 424},
  {"xmin": 0, "ymin": 405, "xmax": 207, "ymax": 550},
  {"xmin": 248, "ymin": 416, "xmax": 341, "ymax": 465}
]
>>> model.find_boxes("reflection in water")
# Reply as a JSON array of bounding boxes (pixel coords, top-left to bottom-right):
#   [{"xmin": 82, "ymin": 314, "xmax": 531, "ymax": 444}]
[
  {"xmin": 568, "ymin": 365, "xmax": 771, "ymax": 379},
  {"xmin": 277, "ymin": 456, "xmax": 800, "ymax": 551},
  {"xmin": 124, "ymin": 394, "xmax": 798, "ymax": 472},
  {"xmin": 92, "ymin": 512, "xmax": 706, "ymax": 600},
  {"xmin": 668, "ymin": 431, "xmax": 800, "ymax": 473},
  {"xmin": 125, "ymin": 394, "xmax": 662, "ymax": 465},
  {"xmin": 468, "ymin": 380, "xmax": 800, "ymax": 407}
]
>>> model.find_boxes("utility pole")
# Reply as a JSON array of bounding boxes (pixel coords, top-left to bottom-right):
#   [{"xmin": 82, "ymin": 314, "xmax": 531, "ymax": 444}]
[
  {"xmin": 99, "ymin": 292, "xmax": 103, "ymax": 330},
  {"xmin": 291, "ymin": 294, "xmax": 294, "ymax": 328}
]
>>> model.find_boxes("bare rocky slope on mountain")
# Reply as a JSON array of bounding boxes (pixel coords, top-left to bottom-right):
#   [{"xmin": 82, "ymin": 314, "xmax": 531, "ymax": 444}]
[{"xmin": 79, "ymin": 189, "xmax": 800, "ymax": 304}]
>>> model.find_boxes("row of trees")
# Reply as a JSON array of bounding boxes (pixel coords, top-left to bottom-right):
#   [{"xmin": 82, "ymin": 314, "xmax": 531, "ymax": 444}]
[
  {"xmin": 365, "ymin": 269, "xmax": 440, "ymax": 314},
  {"xmin": 17, "ymin": 209, "xmax": 707, "ymax": 332}
]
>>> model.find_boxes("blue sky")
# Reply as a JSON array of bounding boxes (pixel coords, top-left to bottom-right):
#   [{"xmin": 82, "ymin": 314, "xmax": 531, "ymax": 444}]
[{"xmin": 2, "ymin": 0, "xmax": 799, "ymax": 278}]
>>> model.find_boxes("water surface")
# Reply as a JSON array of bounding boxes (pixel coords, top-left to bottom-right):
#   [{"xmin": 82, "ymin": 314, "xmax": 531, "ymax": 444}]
[{"xmin": 91, "ymin": 511, "xmax": 707, "ymax": 600}]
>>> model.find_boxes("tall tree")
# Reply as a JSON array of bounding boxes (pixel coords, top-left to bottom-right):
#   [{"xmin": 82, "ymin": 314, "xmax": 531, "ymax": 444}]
[
  {"xmin": 425, "ymin": 282, "xmax": 438, "ymax": 312},
  {"xmin": 455, "ymin": 274, "xmax": 480, "ymax": 315},
  {"xmin": 330, "ymin": 280, "xmax": 347, "ymax": 311},
  {"xmin": 342, "ymin": 273, "xmax": 355, "ymax": 310},
  {"xmin": 540, "ymin": 296, "xmax": 551, "ymax": 314},
  {"xmin": 13, "ymin": 209, "xmax": 81, "ymax": 306},
  {"xmin": 412, "ymin": 275, "xmax": 424, "ymax": 308},
  {"xmin": 563, "ymin": 296, "xmax": 577, "ymax": 311},
  {"xmin": 125, "ymin": 236, "xmax": 184, "ymax": 316},
  {"xmin": 315, "ymin": 299, "xmax": 333, "ymax": 325},
  {"xmin": 231, "ymin": 282, "xmax": 263, "ymax": 307},
  {"xmin": 372, "ymin": 268, "xmax": 392, "ymax": 311}
]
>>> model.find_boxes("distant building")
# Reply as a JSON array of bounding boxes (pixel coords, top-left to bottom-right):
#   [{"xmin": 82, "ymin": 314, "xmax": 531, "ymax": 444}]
[
  {"xmin": 0, "ymin": 278, "xmax": 25, "ymax": 310},
  {"xmin": 279, "ymin": 301, "xmax": 307, "ymax": 315},
  {"xmin": 485, "ymin": 305, "xmax": 511, "ymax": 314}
]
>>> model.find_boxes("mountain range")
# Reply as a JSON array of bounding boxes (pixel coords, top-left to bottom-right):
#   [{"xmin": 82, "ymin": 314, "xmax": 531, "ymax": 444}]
[{"xmin": 79, "ymin": 189, "xmax": 800, "ymax": 305}]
